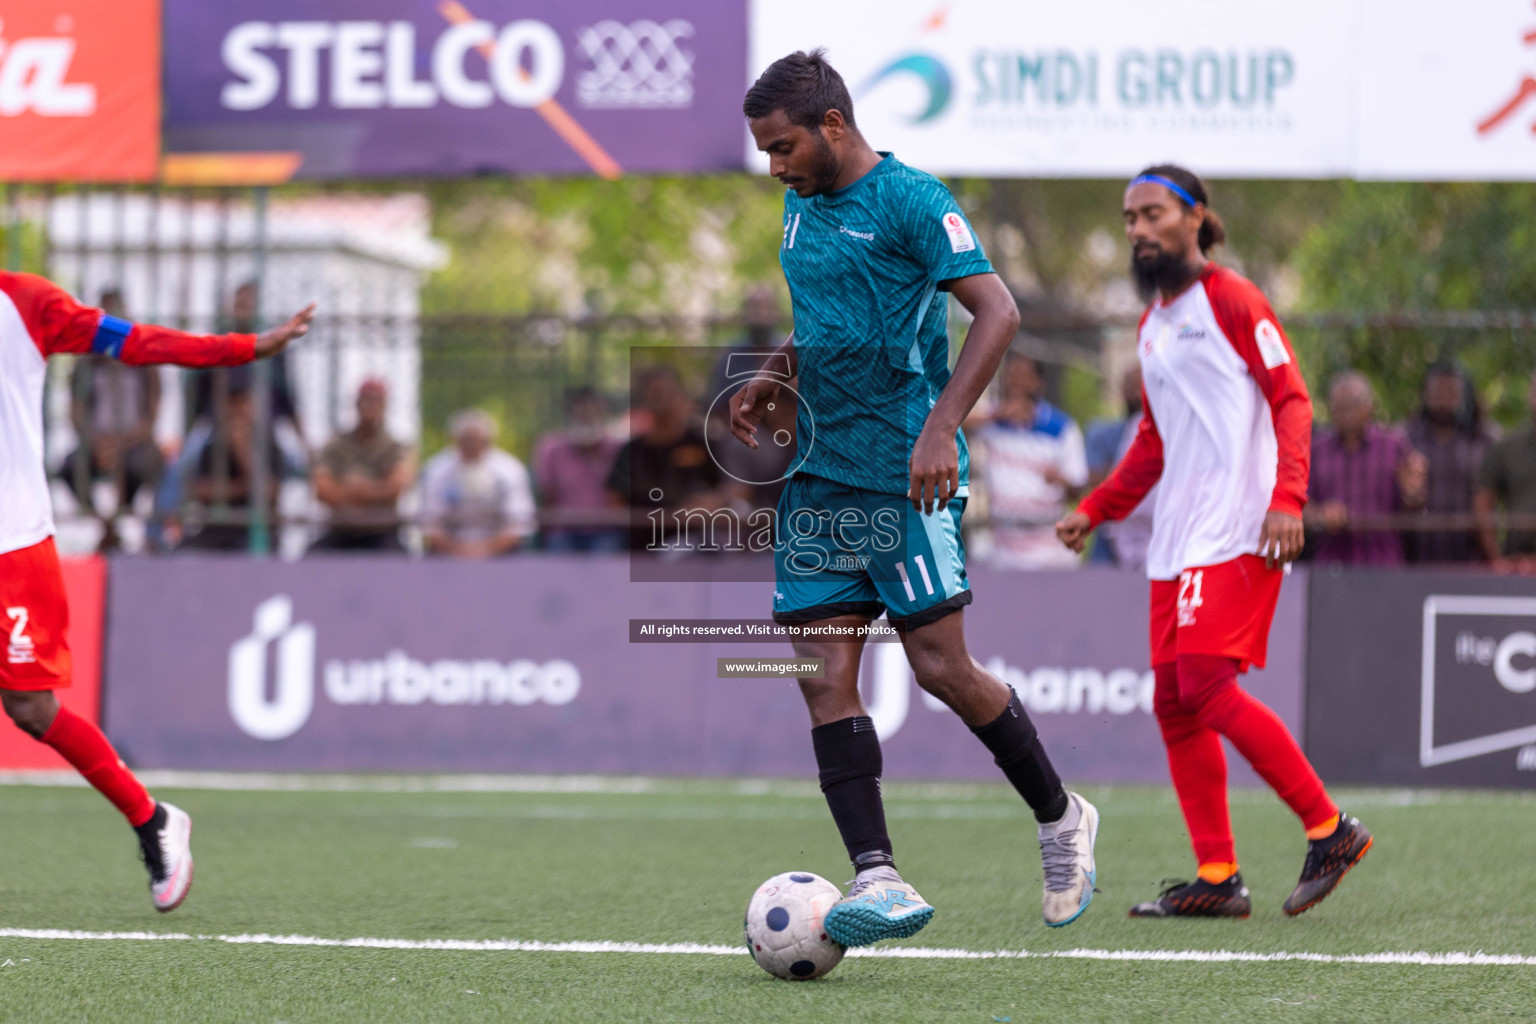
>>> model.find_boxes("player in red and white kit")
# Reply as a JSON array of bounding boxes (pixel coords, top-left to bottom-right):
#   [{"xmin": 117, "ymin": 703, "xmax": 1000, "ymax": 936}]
[
  {"xmin": 0, "ymin": 271, "xmax": 313, "ymax": 911},
  {"xmin": 1057, "ymin": 166, "xmax": 1372, "ymax": 919}
]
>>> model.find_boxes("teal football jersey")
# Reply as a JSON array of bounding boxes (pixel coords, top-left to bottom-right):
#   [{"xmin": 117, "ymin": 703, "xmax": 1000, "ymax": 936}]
[{"xmin": 779, "ymin": 153, "xmax": 993, "ymax": 495}]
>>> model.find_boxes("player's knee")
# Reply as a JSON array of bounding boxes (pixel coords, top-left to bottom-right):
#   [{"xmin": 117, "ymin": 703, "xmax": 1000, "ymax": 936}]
[
  {"xmin": 0, "ymin": 690, "xmax": 59, "ymax": 739},
  {"xmin": 1176, "ymin": 654, "xmax": 1240, "ymax": 719},
  {"xmin": 1152, "ymin": 686, "xmax": 1186, "ymax": 723}
]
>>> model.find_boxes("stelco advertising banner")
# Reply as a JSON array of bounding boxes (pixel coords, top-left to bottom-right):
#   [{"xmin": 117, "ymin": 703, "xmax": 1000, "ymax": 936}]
[
  {"xmin": 161, "ymin": 0, "xmax": 748, "ymax": 179},
  {"xmin": 1307, "ymin": 571, "xmax": 1536, "ymax": 788},
  {"xmin": 0, "ymin": 0, "xmax": 161, "ymax": 182},
  {"xmin": 102, "ymin": 558, "xmax": 1305, "ymax": 784},
  {"xmin": 749, "ymin": 0, "xmax": 1356, "ymax": 178}
]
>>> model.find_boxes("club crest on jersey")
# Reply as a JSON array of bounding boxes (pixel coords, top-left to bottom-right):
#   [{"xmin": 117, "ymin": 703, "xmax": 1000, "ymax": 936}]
[
  {"xmin": 941, "ymin": 212, "xmax": 975, "ymax": 253},
  {"xmin": 1255, "ymin": 319, "xmax": 1290, "ymax": 368}
]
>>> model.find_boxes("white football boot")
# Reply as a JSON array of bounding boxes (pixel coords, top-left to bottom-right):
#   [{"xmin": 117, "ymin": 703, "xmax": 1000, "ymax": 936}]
[
  {"xmin": 137, "ymin": 802, "xmax": 195, "ymax": 913},
  {"xmin": 1039, "ymin": 792, "xmax": 1098, "ymax": 927}
]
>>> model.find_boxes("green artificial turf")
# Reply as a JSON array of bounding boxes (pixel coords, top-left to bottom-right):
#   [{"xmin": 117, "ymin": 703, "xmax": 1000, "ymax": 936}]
[{"xmin": 0, "ymin": 780, "xmax": 1532, "ymax": 1023}]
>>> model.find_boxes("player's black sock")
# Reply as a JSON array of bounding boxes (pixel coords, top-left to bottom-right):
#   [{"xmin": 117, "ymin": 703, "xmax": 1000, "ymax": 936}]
[
  {"xmin": 811, "ymin": 716, "xmax": 894, "ymax": 872},
  {"xmin": 971, "ymin": 688, "xmax": 1069, "ymax": 823},
  {"xmin": 132, "ymin": 802, "xmax": 166, "ymax": 841}
]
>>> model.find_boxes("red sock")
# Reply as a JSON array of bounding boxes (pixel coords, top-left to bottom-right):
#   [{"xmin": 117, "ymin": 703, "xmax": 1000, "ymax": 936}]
[
  {"xmin": 1153, "ymin": 662, "xmax": 1235, "ymax": 866},
  {"xmin": 42, "ymin": 706, "xmax": 156, "ymax": 827},
  {"xmin": 1178, "ymin": 654, "xmax": 1338, "ymax": 831}
]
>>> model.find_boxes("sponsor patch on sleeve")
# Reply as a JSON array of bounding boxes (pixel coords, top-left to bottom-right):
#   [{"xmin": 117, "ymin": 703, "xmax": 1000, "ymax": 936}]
[
  {"xmin": 941, "ymin": 212, "xmax": 976, "ymax": 253},
  {"xmin": 1255, "ymin": 318, "xmax": 1290, "ymax": 369}
]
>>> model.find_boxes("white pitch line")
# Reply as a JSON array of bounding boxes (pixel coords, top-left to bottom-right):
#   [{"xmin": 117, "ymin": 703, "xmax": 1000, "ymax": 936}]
[{"xmin": 0, "ymin": 929, "xmax": 1531, "ymax": 967}]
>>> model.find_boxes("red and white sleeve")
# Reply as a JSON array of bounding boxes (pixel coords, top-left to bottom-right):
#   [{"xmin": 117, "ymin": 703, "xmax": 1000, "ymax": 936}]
[
  {"xmin": 2, "ymin": 271, "xmax": 256, "ymax": 367},
  {"xmin": 1078, "ymin": 385, "xmax": 1165, "ymax": 528},
  {"xmin": 1205, "ymin": 270, "xmax": 1312, "ymax": 518}
]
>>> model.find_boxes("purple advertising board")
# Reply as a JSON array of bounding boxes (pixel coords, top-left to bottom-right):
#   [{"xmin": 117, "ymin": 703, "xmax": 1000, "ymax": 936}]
[
  {"xmin": 102, "ymin": 558, "xmax": 1305, "ymax": 783},
  {"xmin": 162, "ymin": 0, "xmax": 747, "ymax": 178},
  {"xmin": 1307, "ymin": 569, "xmax": 1536, "ymax": 787}
]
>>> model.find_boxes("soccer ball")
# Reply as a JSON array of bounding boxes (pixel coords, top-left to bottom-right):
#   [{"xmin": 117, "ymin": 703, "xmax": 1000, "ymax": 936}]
[{"xmin": 743, "ymin": 871, "xmax": 846, "ymax": 980}]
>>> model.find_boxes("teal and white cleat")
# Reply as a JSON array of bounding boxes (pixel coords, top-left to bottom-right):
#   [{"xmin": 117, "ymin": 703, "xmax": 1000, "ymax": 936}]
[
  {"xmin": 822, "ymin": 868, "xmax": 934, "ymax": 946},
  {"xmin": 1040, "ymin": 791, "xmax": 1098, "ymax": 927}
]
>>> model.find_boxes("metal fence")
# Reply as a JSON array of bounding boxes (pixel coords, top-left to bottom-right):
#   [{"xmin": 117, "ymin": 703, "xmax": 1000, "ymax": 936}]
[{"xmin": 8, "ymin": 183, "xmax": 1536, "ymax": 564}]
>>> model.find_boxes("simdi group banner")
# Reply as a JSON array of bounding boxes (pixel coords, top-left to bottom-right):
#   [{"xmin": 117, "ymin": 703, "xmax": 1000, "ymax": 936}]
[
  {"xmin": 749, "ymin": 0, "xmax": 1536, "ymax": 181},
  {"xmin": 0, "ymin": 0, "xmax": 160, "ymax": 182},
  {"xmin": 102, "ymin": 557, "xmax": 1306, "ymax": 784},
  {"xmin": 160, "ymin": 0, "xmax": 748, "ymax": 179}
]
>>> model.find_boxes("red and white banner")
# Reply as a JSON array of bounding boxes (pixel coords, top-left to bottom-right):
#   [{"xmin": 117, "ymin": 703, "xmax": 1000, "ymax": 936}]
[{"xmin": 0, "ymin": 0, "xmax": 161, "ymax": 182}]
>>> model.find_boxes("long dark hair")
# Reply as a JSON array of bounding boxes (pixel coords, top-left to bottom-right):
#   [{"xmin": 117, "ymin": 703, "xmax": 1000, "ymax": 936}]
[
  {"xmin": 743, "ymin": 48, "xmax": 856, "ymax": 130},
  {"xmin": 1135, "ymin": 164, "xmax": 1226, "ymax": 254}
]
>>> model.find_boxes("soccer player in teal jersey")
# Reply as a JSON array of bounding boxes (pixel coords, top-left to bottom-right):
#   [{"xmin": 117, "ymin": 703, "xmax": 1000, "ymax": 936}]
[{"xmin": 732, "ymin": 50, "xmax": 1100, "ymax": 945}]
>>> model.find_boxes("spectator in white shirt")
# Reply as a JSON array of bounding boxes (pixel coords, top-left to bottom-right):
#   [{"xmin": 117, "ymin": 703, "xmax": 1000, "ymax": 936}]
[
  {"xmin": 969, "ymin": 354, "xmax": 1088, "ymax": 569},
  {"xmin": 420, "ymin": 409, "xmax": 535, "ymax": 558}
]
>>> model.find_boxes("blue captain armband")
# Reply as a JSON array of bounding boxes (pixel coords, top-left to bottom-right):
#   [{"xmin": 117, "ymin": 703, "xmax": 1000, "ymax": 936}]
[{"xmin": 90, "ymin": 314, "xmax": 133, "ymax": 358}]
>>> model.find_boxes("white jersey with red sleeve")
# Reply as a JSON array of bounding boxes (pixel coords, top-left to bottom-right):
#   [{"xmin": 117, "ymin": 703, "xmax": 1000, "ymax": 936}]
[
  {"xmin": 1079, "ymin": 264, "xmax": 1311, "ymax": 580},
  {"xmin": 0, "ymin": 271, "xmax": 258, "ymax": 556}
]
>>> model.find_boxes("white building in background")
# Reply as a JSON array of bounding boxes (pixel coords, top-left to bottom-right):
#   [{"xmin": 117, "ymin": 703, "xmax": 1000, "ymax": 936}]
[
  {"xmin": 40, "ymin": 191, "xmax": 447, "ymax": 555},
  {"xmin": 45, "ymin": 191, "xmax": 446, "ymax": 449}
]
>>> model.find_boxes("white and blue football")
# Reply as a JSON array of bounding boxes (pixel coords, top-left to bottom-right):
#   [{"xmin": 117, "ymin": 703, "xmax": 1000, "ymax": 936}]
[{"xmin": 744, "ymin": 871, "xmax": 846, "ymax": 980}]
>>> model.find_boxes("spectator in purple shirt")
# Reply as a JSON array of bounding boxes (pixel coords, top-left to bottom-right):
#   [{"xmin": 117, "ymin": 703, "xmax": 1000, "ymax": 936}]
[
  {"xmin": 1306, "ymin": 371, "xmax": 1427, "ymax": 565},
  {"xmin": 533, "ymin": 387, "xmax": 625, "ymax": 552},
  {"xmin": 1404, "ymin": 361, "xmax": 1494, "ymax": 563}
]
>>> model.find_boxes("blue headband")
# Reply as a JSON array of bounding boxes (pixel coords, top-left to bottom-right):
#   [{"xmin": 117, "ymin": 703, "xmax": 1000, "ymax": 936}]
[{"xmin": 1129, "ymin": 174, "xmax": 1200, "ymax": 209}]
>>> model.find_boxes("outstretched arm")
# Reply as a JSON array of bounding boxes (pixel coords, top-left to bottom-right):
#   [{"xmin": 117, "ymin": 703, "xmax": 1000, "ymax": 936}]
[
  {"xmin": 3, "ymin": 271, "xmax": 312, "ymax": 368},
  {"xmin": 117, "ymin": 304, "xmax": 314, "ymax": 367}
]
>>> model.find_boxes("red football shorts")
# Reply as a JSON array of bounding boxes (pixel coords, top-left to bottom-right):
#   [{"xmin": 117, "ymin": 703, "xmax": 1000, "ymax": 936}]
[
  {"xmin": 0, "ymin": 537, "xmax": 72, "ymax": 691},
  {"xmin": 1149, "ymin": 554, "xmax": 1283, "ymax": 673}
]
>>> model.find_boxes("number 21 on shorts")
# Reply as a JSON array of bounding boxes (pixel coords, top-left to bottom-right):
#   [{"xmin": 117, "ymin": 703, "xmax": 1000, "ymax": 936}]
[{"xmin": 1176, "ymin": 570, "xmax": 1204, "ymax": 627}]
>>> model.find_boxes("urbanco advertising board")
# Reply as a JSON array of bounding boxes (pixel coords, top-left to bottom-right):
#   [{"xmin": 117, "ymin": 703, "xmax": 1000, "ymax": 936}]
[{"xmin": 102, "ymin": 558, "xmax": 1304, "ymax": 784}]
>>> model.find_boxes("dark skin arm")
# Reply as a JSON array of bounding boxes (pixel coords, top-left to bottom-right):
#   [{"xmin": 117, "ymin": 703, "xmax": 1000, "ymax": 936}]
[
  {"xmin": 729, "ymin": 332, "xmax": 798, "ymax": 450},
  {"xmin": 909, "ymin": 273, "xmax": 1020, "ymax": 513}
]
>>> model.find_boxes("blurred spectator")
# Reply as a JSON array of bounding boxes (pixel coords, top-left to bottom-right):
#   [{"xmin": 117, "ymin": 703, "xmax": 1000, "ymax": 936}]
[
  {"xmin": 1306, "ymin": 371, "xmax": 1426, "ymax": 565},
  {"xmin": 178, "ymin": 375, "xmax": 290, "ymax": 552},
  {"xmin": 710, "ymin": 351, "xmax": 798, "ymax": 518},
  {"xmin": 969, "ymin": 354, "xmax": 1087, "ymax": 569},
  {"xmin": 60, "ymin": 289, "xmax": 164, "ymax": 548},
  {"xmin": 705, "ymin": 285, "xmax": 785, "ymax": 400},
  {"xmin": 189, "ymin": 281, "xmax": 306, "ymax": 466},
  {"xmin": 1403, "ymin": 360, "xmax": 1493, "ymax": 563},
  {"xmin": 310, "ymin": 379, "xmax": 413, "ymax": 553},
  {"xmin": 1083, "ymin": 365, "xmax": 1154, "ymax": 570},
  {"xmin": 533, "ymin": 386, "xmax": 625, "ymax": 553},
  {"xmin": 421, "ymin": 409, "xmax": 535, "ymax": 558},
  {"xmin": 1476, "ymin": 369, "xmax": 1536, "ymax": 571},
  {"xmin": 607, "ymin": 366, "xmax": 727, "ymax": 551}
]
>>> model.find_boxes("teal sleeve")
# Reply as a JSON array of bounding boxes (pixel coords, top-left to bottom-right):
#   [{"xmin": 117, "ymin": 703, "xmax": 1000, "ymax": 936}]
[{"xmin": 899, "ymin": 182, "xmax": 993, "ymax": 284}]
